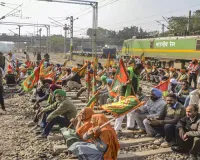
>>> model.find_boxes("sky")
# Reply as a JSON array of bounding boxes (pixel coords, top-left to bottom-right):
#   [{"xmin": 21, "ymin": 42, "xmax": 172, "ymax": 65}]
[{"xmin": 0, "ymin": 0, "xmax": 200, "ymax": 38}]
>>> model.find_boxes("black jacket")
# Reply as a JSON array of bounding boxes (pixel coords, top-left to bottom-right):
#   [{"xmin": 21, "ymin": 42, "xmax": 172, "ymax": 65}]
[{"xmin": 177, "ymin": 113, "xmax": 200, "ymax": 137}]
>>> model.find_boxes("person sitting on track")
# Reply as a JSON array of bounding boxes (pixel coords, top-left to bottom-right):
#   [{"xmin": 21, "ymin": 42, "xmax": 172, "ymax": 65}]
[
  {"xmin": 130, "ymin": 88, "xmax": 166, "ymax": 134},
  {"xmin": 36, "ymin": 89, "xmax": 77, "ymax": 139},
  {"xmin": 66, "ymin": 67, "xmax": 82, "ymax": 91},
  {"xmin": 168, "ymin": 78, "xmax": 180, "ymax": 94},
  {"xmin": 143, "ymin": 64, "xmax": 152, "ymax": 81},
  {"xmin": 30, "ymin": 84, "xmax": 62, "ymax": 133},
  {"xmin": 186, "ymin": 77, "xmax": 200, "ymax": 110},
  {"xmin": 176, "ymin": 80, "xmax": 193, "ymax": 105},
  {"xmin": 18, "ymin": 67, "xmax": 28, "ymax": 82},
  {"xmin": 62, "ymin": 108, "xmax": 95, "ymax": 149},
  {"xmin": 142, "ymin": 93, "xmax": 185, "ymax": 147},
  {"xmin": 0, "ymin": 67, "xmax": 5, "ymax": 111},
  {"xmin": 106, "ymin": 78, "xmax": 120, "ymax": 104},
  {"xmin": 169, "ymin": 68, "xmax": 179, "ymax": 79},
  {"xmin": 98, "ymin": 76, "xmax": 109, "ymax": 106},
  {"xmin": 149, "ymin": 66, "xmax": 159, "ymax": 83},
  {"xmin": 5, "ymin": 52, "xmax": 17, "ymax": 70},
  {"xmin": 61, "ymin": 68, "xmax": 72, "ymax": 86},
  {"xmin": 153, "ymin": 68, "xmax": 166, "ymax": 83},
  {"xmin": 0, "ymin": 52, "xmax": 5, "ymax": 71},
  {"xmin": 163, "ymin": 68, "xmax": 170, "ymax": 78},
  {"xmin": 171, "ymin": 104, "xmax": 200, "ymax": 160},
  {"xmin": 97, "ymin": 62, "xmax": 104, "ymax": 75},
  {"xmin": 68, "ymin": 114, "xmax": 120, "ymax": 160},
  {"xmin": 31, "ymin": 79, "xmax": 51, "ymax": 108},
  {"xmin": 177, "ymin": 69, "xmax": 188, "ymax": 82}
]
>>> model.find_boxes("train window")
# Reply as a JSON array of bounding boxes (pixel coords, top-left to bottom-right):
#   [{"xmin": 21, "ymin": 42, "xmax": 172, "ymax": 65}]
[
  {"xmin": 150, "ymin": 41, "xmax": 154, "ymax": 49},
  {"xmin": 196, "ymin": 40, "xmax": 200, "ymax": 50}
]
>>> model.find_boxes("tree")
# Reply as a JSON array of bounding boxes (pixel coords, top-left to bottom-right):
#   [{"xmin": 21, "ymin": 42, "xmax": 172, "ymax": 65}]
[
  {"xmin": 166, "ymin": 10, "xmax": 200, "ymax": 36},
  {"xmin": 86, "ymin": 26, "xmax": 149, "ymax": 46},
  {"xmin": 50, "ymin": 35, "xmax": 65, "ymax": 53}
]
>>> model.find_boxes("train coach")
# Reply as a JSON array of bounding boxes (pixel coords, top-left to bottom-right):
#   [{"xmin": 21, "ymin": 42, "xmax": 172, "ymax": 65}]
[{"xmin": 122, "ymin": 36, "xmax": 200, "ymax": 69}]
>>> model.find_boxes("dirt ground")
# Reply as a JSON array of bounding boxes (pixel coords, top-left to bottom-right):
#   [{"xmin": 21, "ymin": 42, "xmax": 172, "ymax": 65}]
[{"xmin": 0, "ymin": 53, "xmax": 108, "ymax": 160}]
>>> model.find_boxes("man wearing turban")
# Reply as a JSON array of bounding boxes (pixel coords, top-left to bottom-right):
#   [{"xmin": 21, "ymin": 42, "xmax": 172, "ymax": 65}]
[
  {"xmin": 66, "ymin": 67, "xmax": 82, "ymax": 91},
  {"xmin": 37, "ymin": 89, "xmax": 77, "ymax": 138},
  {"xmin": 188, "ymin": 59, "xmax": 199, "ymax": 89},
  {"xmin": 129, "ymin": 88, "xmax": 166, "ymax": 133}
]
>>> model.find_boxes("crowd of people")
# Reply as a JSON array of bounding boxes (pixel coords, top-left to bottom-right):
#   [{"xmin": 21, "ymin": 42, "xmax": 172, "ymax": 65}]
[{"xmin": 0, "ymin": 52, "xmax": 200, "ymax": 160}]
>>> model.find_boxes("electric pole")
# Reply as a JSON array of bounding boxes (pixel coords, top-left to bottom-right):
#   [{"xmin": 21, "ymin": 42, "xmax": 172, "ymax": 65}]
[
  {"xmin": 39, "ymin": 28, "xmax": 42, "ymax": 52},
  {"xmin": 18, "ymin": 25, "xmax": 21, "ymax": 51},
  {"xmin": 63, "ymin": 24, "xmax": 68, "ymax": 58},
  {"xmin": 37, "ymin": 0, "xmax": 98, "ymax": 59},
  {"xmin": 187, "ymin": 10, "xmax": 192, "ymax": 36},
  {"xmin": 162, "ymin": 24, "xmax": 164, "ymax": 34},
  {"xmin": 70, "ymin": 16, "xmax": 73, "ymax": 60},
  {"xmin": 156, "ymin": 20, "xmax": 169, "ymax": 35}
]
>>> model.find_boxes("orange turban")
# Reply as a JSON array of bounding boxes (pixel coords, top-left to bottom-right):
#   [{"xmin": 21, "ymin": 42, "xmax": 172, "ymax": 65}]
[
  {"xmin": 71, "ymin": 67, "xmax": 78, "ymax": 72},
  {"xmin": 169, "ymin": 68, "xmax": 175, "ymax": 72},
  {"xmin": 21, "ymin": 68, "xmax": 27, "ymax": 73},
  {"xmin": 180, "ymin": 69, "xmax": 186, "ymax": 73}
]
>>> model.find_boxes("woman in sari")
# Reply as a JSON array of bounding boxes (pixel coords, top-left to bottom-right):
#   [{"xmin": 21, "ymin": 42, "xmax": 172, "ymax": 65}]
[
  {"xmin": 75, "ymin": 107, "xmax": 94, "ymax": 139},
  {"xmin": 61, "ymin": 107, "xmax": 94, "ymax": 148},
  {"xmin": 68, "ymin": 114, "xmax": 120, "ymax": 160}
]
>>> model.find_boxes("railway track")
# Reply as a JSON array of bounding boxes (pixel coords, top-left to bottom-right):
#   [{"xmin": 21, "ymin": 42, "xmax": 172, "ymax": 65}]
[
  {"xmin": 46, "ymin": 88, "xmax": 188, "ymax": 160},
  {"xmin": 13, "ymin": 54, "xmax": 181, "ymax": 159}
]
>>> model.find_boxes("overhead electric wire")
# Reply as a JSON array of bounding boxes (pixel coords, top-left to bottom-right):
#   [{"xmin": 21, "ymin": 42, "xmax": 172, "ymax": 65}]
[
  {"xmin": 76, "ymin": 0, "xmax": 121, "ymax": 18},
  {"xmin": 0, "ymin": 3, "xmax": 23, "ymax": 20},
  {"xmin": 69, "ymin": 0, "xmax": 107, "ymax": 17},
  {"xmin": 0, "ymin": 2, "xmax": 18, "ymax": 6},
  {"xmin": 98, "ymin": 3, "xmax": 200, "ymax": 28},
  {"xmin": 49, "ymin": 17, "xmax": 65, "ymax": 27}
]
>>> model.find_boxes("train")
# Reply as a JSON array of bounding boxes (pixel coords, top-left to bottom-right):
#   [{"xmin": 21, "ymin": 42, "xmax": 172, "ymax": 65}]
[
  {"xmin": 74, "ymin": 46, "xmax": 117, "ymax": 58},
  {"xmin": 122, "ymin": 36, "xmax": 200, "ymax": 69}
]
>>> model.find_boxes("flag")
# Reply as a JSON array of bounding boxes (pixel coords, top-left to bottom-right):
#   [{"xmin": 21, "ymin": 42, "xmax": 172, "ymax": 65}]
[
  {"xmin": 105, "ymin": 52, "xmax": 110, "ymax": 68},
  {"xmin": 63, "ymin": 60, "xmax": 68, "ymax": 67},
  {"xmin": 39, "ymin": 60, "xmax": 45, "ymax": 76},
  {"xmin": 86, "ymin": 91, "xmax": 99, "ymax": 109},
  {"xmin": 101, "ymin": 96, "xmax": 144, "ymax": 117},
  {"xmin": 78, "ymin": 63, "xmax": 87, "ymax": 77},
  {"xmin": 16, "ymin": 60, "xmax": 20, "ymax": 79},
  {"xmin": 155, "ymin": 79, "xmax": 170, "ymax": 96},
  {"xmin": 45, "ymin": 72, "xmax": 56, "ymax": 80},
  {"xmin": 86, "ymin": 67, "xmax": 91, "ymax": 88},
  {"xmin": 25, "ymin": 61, "xmax": 32, "ymax": 68},
  {"xmin": 21, "ymin": 67, "xmax": 40, "ymax": 92},
  {"xmin": 7, "ymin": 64, "xmax": 13, "ymax": 73},
  {"xmin": 22, "ymin": 60, "xmax": 44, "ymax": 92},
  {"xmin": 92, "ymin": 57, "xmax": 98, "ymax": 94},
  {"xmin": 140, "ymin": 53, "xmax": 145, "ymax": 62},
  {"xmin": 110, "ymin": 59, "xmax": 129, "ymax": 98},
  {"xmin": 43, "ymin": 65, "xmax": 53, "ymax": 75}
]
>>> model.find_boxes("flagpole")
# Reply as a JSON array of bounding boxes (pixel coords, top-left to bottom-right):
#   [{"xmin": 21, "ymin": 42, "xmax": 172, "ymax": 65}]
[
  {"xmin": 87, "ymin": 65, "xmax": 90, "ymax": 101},
  {"xmin": 99, "ymin": 99, "xmax": 145, "ymax": 129},
  {"xmin": 100, "ymin": 118, "xmax": 116, "ymax": 129},
  {"xmin": 36, "ymin": 59, "xmax": 44, "ymax": 92},
  {"xmin": 99, "ymin": 104, "xmax": 143, "ymax": 129}
]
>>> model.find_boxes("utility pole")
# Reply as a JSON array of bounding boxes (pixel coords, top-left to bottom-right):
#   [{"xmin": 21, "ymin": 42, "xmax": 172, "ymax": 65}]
[
  {"xmin": 162, "ymin": 24, "xmax": 164, "ymax": 34},
  {"xmin": 187, "ymin": 10, "xmax": 192, "ymax": 36},
  {"xmin": 70, "ymin": 16, "xmax": 73, "ymax": 60},
  {"xmin": 39, "ymin": 28, "xmax": 42, "ymax": 52},
  {"xmin": 92, "ymin": 2, "xmax": 98, "ymax": 58},
  {"xmin": 63, "ymin": 24, "xmax": 68, "ymax": 58},
  {"xmin": 45, "ymin": 25, "xmax": 50, "ymax": 53},
  {"xmin": 156, "ymin": 20, "xmax": 169, "ymax": 35},
  {"xmin": 18, "ymin": 25, "xmax": 21, "ymax": 51},
  {"xmin": 37, "ymin": 0, "xmax": 98, "ymax": 59}
]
